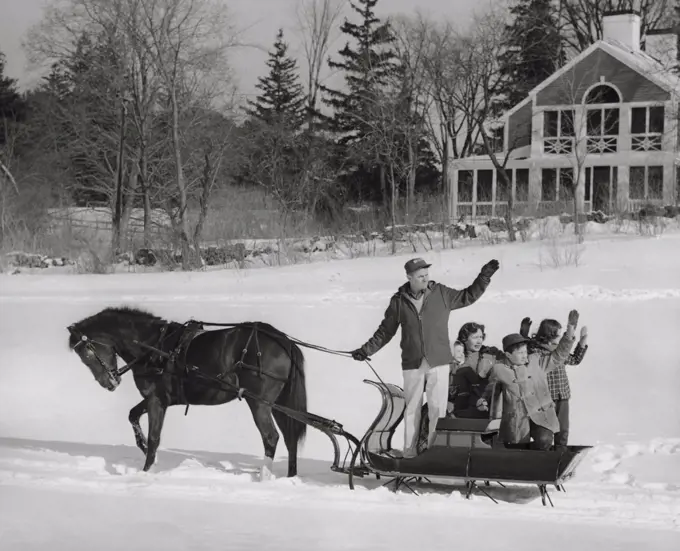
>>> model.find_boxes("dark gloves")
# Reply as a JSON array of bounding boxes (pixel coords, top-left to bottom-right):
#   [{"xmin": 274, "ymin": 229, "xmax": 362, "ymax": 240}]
[
  {"xmin": 480, "ymin": 259, "xmax": 500, "ymax": 278},
  {"xmin": 568, "ymin": 309, "xmax": 579, "ymax": 327},
  {"xmin": 520, "ymin": 317, "xmax": 532, "ymax": 338},
  {"xmin": 351, "ymin": 349, "xmax": 368, "ymax": 361}
]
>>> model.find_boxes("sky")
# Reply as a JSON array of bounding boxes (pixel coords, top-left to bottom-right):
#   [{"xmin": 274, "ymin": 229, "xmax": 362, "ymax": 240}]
[{"xmin": 0, "ymin": 0, "xmax": 484, "ymax": 98}]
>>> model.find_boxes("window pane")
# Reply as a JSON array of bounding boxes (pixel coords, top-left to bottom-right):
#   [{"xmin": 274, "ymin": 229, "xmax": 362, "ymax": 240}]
[
  {"xmin": 477, "ymin": 170, "xmax": 493, "ymax": 202},
  {"xmin": 587, "ymin": 109, "xmax": 602, "ymax": 135},
  {"xmin": 629, "ymin": 166, "xmax": 645, "ymax": 200},
  {"xmin": 560, "ymin": 110, "xmax": 575, "ymax": 136},
  {"xmin": 542, "ymin": 168, "xmax": 557, "ymax": 201},
  {"xmin": 631, "ymin": 107, "xmax": 646, "ymax": 134},
  {"xmin": 648, "ymin": 166, "xmax": 663, "ymax": 199},
  {"xmin": 586, "ymin": 85, "xmax": 619, "ymax": 104},
  {"xmin": 515, "ymin": 168, "xmax": 529, "ymax": 202},
  {"xmin": 496, "ymin": 169, "xmax": 510, "ymax": 201},
  {"xmin": 458, "ymin": 170, "xmax": 473, "ymax": 202},
  {"xmin": 649, "ymin": 106, "xmax": 664, "ymax": 134},
  {"xmin": 604, "ymin": 108, "xmax": 619, "ymax": 135},
  {"xmin": 544, "ymin": 111, "xmax": 558, "ymax": 137},
  {"xmin": 559, "ymin": 168, "xmax": 574, "ymax": 201}
]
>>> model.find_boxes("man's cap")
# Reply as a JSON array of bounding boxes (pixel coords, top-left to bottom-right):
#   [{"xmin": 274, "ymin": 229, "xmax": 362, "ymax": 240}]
[
  {"xmin": 404, "ymin": 258, "xmax": 431, "ymax": 274},
  {"xmin": 502, "ymin": 333, "xmax": 529, "ymax": 352}
]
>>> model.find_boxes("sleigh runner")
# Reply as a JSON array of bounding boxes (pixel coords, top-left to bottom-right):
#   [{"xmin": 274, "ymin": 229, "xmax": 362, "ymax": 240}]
[{"xmin": 67, "ymin": 306, "xmax": 590, "ymax": 505}]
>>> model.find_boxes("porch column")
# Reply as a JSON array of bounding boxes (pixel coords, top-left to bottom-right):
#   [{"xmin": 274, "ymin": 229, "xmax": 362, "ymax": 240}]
[
  {"xmin": 619, "ymin": 106, "xmax": 631, "ymax": 154},
  {"xmin": 491, "ymin": 168, "xmax": 497, "ymax": 217},
  {"xmin": 617, "ymin": 165, "xmax": 630, "ymax": 212},
  {"xmin": 530, "ymin": 101, "xmax": 543, "ymax": 157},
  {"xmin": 663, "ymin": 161, "xmax": 675, "ymax": 205},
  {"xmin": 472, "ymin": 169, "xmax": 478, "ymax": 218},
  {"xmin": 529, "ymin": 163, "xmax": 541, "ymax": 208},
  {"xmin": 450, "ymin": 168, "xmax": 459, "ymax": 222}
]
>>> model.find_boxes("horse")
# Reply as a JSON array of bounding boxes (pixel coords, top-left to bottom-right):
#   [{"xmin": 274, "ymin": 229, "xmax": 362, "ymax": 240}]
[{"xmin": 66, "ymin": 306, "xmax": 307, "ymax": 480}]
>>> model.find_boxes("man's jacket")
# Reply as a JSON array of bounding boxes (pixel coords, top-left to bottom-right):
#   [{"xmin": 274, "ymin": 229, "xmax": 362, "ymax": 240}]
[{"xmin": 358, "ymin": 273, "xmax": 491, "ymax": 370}]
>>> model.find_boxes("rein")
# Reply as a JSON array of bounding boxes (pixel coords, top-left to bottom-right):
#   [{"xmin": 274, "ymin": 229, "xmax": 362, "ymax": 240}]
[
  {"xmin": 69, "ymin": 318, "xmax": 386, "ymax": 398},
  {"xmin": 192, "ymin": 320, "xmax": 354, "ymax": 358},
  {"xmin": 193, "ymin": 320, "xmax": 387, "ymax": 385}
]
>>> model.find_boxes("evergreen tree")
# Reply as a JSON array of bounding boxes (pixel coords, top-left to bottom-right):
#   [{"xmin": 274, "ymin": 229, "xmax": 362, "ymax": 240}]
[
  {"xmin": 498, "ymin": 0, "xmax": 565, "ymax": 111},
  {"xmin": 0, "ymin": 51, "xmax": 26, "ymax": 139},
  {"xmin": 246, "ymin": 29, "xmax": 305, "ymax": 129},
  {"xmin": 320, "ymin": 0, "xmax": 397, "ymax": 146}
]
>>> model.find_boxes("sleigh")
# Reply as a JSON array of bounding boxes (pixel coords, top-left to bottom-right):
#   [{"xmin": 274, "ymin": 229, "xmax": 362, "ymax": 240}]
[
  {"xmin": 346, "ymin": 379, "xmax": 592, "ymax": 506},
  {"xmin": 67, "ymin": 309, "xmax": 591, "ymax": 505}
]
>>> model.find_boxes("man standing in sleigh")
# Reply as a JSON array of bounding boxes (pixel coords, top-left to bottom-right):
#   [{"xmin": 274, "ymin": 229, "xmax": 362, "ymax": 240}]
[{"xmin": 351, "ymin": 257, "xmax": 500, "ymax": 457}]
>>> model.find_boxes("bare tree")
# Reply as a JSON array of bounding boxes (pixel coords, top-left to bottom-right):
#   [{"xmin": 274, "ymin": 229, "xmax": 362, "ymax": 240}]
[
  {"xmin": 560, "ymin": 0, "xmax": 673, "ymax": 54},
  {"xmin": 295, "ymin": 0, "xmax": 344, "ymax": 128},
  {"xmin": 390, "ymin": 14, "xmax": 437, "ymax": 223},
  {"xmin": 433, "ymin": 7, "xmax": 525, "ymax": 240},
  {"xmin": 239, "ymin": 118, "xmax": 341, "ymax": 234},
  {"xmin": 136, "ymin": 0, "xmax": 235, "ymax": 269},
  {"xmin": 424, "ymin": 21, "xmax": 485, "ymax": 163},
  {"xmin": 543, "ymin": 58, "xmax": 632, "ymax": 241},
  {"xmin": 26, "ymin": 0, "xmax": 238, "ymax": 269}
]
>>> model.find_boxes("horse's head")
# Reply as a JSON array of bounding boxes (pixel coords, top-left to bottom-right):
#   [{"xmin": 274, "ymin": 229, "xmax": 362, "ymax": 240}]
[{"xmin": 67, "ymin": 325, "xmax": 121, "ymax": 391}]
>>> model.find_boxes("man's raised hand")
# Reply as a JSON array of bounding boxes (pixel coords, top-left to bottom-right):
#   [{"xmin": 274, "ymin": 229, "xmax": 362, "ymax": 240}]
[{"xmin": 480, "ymin": 259, "xmax": 500, "ymax": 278}]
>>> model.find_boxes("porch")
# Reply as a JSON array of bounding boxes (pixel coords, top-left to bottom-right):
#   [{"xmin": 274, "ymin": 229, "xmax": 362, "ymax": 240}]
[{"xmin": 448, "ymin": 157, "xmax": 678, "ymax": 222}]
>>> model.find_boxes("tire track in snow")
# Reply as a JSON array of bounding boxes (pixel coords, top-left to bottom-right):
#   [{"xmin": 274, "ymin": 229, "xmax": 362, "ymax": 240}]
[{"xmin": 1, "ymin": 285, "xmax": 680, "ymax": 304}]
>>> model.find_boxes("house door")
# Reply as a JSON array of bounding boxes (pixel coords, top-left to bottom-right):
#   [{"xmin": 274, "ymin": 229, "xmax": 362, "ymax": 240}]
[{"xmin": 585, "ymin": 166, "xmax": 618, "ymax": 213}]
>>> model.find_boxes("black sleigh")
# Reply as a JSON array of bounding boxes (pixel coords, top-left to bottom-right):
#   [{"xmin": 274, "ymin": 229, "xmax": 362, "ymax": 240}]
[{"xmin": 347, "ymin": 379, "xmax": 592, "ymax": 506}]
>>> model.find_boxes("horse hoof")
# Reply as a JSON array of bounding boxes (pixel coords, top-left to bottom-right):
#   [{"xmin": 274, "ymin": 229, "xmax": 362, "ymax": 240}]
[{"xmin": 259, "ymin": 457, "xmax": 274, "ymax": 482}]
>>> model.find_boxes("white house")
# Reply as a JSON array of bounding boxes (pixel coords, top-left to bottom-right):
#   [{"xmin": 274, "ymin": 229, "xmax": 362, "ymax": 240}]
[{"xmin": 448, "ymin": 11, "xmax": 680, "ymax": 221}]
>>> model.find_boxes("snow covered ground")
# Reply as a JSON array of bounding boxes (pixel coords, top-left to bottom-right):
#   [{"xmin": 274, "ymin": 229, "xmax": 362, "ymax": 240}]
[{"xmin": 1, "ymin": 229, "xmax": 680, "ymax": 549}]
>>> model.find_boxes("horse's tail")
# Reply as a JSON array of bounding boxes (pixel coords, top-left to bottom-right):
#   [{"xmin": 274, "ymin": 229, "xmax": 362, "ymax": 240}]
[{"xmin": 274, "ymin": 342, "xmax": 307, "ymax": 448}]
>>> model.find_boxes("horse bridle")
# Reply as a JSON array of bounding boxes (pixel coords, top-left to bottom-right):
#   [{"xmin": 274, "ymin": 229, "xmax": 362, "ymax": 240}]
[
  {"xmin": 67, "ymin": 325, "xmax": 131, "ymax": 381},
  {"xmin": 67, "ymin": 323, "xmax": 174, "ymax": 380}
]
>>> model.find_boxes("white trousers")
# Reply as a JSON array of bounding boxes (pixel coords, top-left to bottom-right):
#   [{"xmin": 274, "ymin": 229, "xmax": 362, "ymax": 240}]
[{"xmin": 402, "ymin": 359, "xmax": 450, "ymax": 454}]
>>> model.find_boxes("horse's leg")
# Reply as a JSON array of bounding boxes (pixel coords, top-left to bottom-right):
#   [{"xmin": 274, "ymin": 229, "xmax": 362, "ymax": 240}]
[
  {"xmin": 143, "ymin": 395, "xmax": 167, "ymax": 472},
  {"xmin": 272, "ymin": 409, "xmax": 298, "ymax": 478},
  {"xmin": 245, "ymin": 398, "xmax": 279, "ymax": 481},
  {"xmin": 128, "ymin": 400, "xmax": 148, "ymax": 454}
]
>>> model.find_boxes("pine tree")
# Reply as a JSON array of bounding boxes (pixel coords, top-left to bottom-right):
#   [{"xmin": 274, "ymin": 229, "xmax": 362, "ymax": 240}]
[
  {"xmin": 320, "ymin": 0, "xmax": 397, "ymax": 145},
  {"xmin": 0, "ymin": 51, "xmax": 25, "ymax": 131},
  {"xmin": 246, "ymin": 29, "xmax": 305, "ymax": 129},
  {"xmin": 498, "ymin": 0, "xmax": 565, "ymax": 111}
]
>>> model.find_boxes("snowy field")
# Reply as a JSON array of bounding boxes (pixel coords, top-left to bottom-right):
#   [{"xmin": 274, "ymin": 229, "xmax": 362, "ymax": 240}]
[{"xmin": 1, "ymin": 228, "xmax": 680, "ymax": 550}]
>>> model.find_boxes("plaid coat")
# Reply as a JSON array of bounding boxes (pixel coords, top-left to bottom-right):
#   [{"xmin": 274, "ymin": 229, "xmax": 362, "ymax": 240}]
[{"xmin": 531, "ymin": 341, "xmax": 588, "ymax": 400}]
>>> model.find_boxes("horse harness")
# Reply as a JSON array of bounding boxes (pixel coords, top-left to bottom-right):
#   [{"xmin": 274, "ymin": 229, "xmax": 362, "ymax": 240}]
[{"xmin": 70, "ymin": 320, "xmax": 290, "ymax": 412}]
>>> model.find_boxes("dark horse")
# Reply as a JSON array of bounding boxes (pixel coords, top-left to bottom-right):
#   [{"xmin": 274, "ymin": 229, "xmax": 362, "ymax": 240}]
[{"xmin": 66, "ymin": 306, "xmax": 307, "ymax": 480}]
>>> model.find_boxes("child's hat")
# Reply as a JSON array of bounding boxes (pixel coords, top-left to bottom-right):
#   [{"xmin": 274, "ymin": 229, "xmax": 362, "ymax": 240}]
[{"xmin": 502, "ymin": 333, "xmax": 529, "ymax": 352}]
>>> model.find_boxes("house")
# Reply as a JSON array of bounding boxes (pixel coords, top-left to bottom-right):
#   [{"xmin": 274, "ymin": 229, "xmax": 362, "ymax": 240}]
[{"xmin": 448, "ymin": 11, "xmax": 680, "ymax": 222}]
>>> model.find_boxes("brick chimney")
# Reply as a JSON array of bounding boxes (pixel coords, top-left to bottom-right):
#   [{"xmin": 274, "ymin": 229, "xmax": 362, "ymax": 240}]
[
  {"xmin": 602, "ymin": 11, "xmax": 641, "ymax": 51},
  {"xmin": 645, "ymin": 28, "xmax": 679, "ymax": 69}
]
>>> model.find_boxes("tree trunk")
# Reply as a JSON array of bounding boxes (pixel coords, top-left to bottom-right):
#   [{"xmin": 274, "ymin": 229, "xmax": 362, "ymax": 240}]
[
  {"xmin": 479, "ymin": 128, "xmax": 516, "ymax": 242},
  {"xmin": 573, "ymin": 194, "xmax": 582, "ymax": 243},
  {"xmin": 389, "ymin": 163, "xmax": 397, "ymax": 255},
  {"xmin": 500, "ymin": 170, "xmax": 516, "ymax": 242},
  {"xmin": 143, "ymin": 187, "xmax": 152, "ymax": 247},
  {"xmin": 407, "ymin": 139, "xmax": 416, "ymax": 225},
  {"xmin": 170, "ymin": 87, "xmax": 196, "ymax": 270},
  {"xmin": 193, "ymin": 151, "xmax": 222, "ymax": 247},
  {"xmin": 120, "ymin": 156, "xmax": 140, "ymax": 253},
  {"xmin": 111, "ymin": 101, "xmax": 127, "ymax": 260}
]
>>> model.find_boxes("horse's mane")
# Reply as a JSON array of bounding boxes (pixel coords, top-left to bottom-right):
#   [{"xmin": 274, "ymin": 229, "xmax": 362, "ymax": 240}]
[{"xmin": 67, "ymin": 306, "xmax": 170, "ymax": 349}]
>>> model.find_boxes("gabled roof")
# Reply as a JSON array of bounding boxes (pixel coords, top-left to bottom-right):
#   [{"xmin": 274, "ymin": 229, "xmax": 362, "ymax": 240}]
[{"xmin": 504, "ymin": 39, "xmax": 680, "ymax": 119}]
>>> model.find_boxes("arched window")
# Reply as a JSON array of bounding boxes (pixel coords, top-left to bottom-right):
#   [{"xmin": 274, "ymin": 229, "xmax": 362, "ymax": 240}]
[
  {"xmin": 584, "ymin": 84, "xmax": 620, "ymax": 153},
  {"xmin": 584, "ymin": 84, "xmax": 621, "ymax": 104}
]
